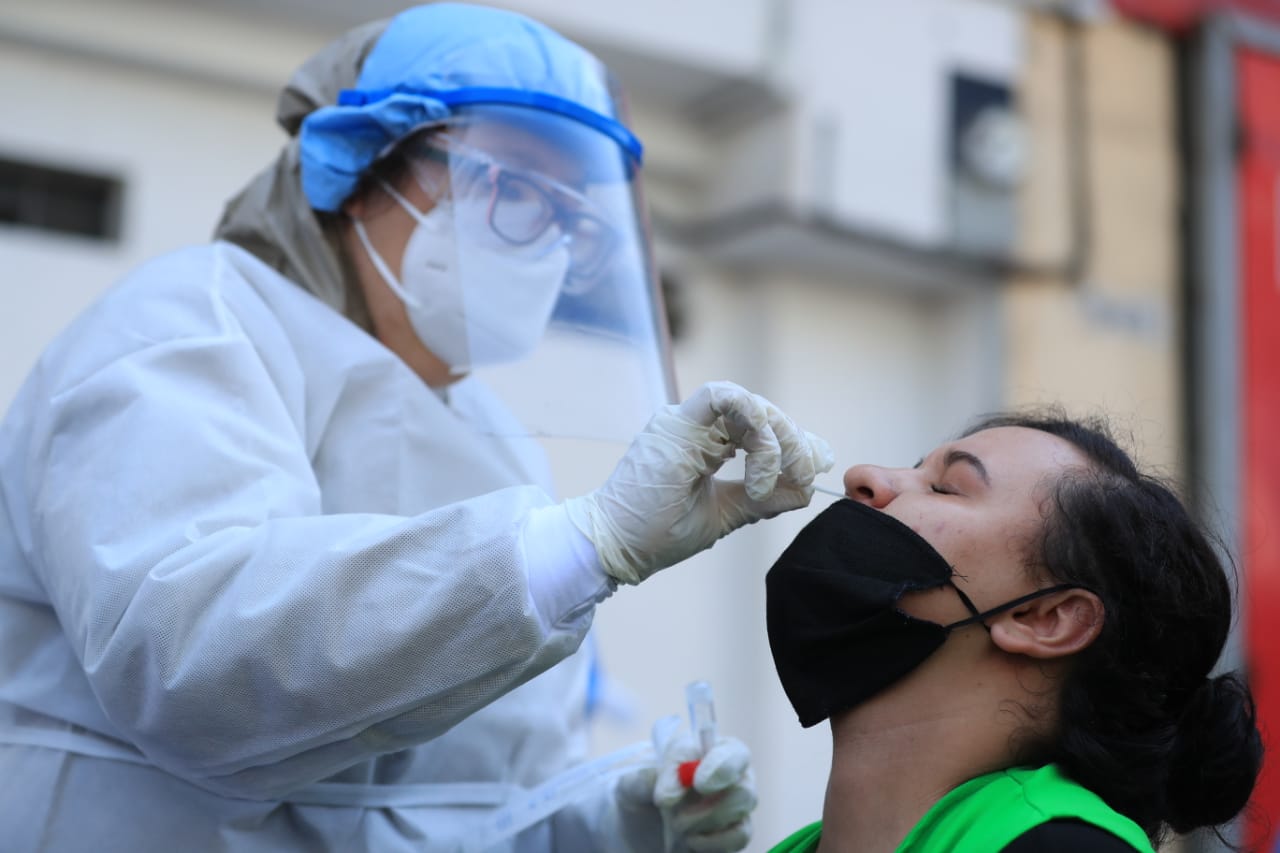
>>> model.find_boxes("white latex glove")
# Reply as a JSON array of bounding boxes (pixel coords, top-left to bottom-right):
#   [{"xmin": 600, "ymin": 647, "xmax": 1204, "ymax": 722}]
[
  {"xmin": 564, "ymin": 381, "xmax": 833, "ymax": 584},
  {"xmin": 615, "ymin": 720, "xmax": 757, "ymax": 852}
]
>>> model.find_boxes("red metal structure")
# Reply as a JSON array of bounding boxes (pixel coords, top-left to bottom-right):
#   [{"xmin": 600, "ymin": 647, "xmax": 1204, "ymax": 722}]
[
  {"xmin": 1239, "ymin": 45, "xmax": 1280, "ymax": 853},
  {"xmin": 1116, "ymin": 0, "xmax": 1280, "ymax": 31}
]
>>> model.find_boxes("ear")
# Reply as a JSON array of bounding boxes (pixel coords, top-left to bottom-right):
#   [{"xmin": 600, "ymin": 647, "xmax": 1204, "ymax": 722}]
[{"xmin": 988, "ymin": 588, "xmax": 1104, "ymax": 660}]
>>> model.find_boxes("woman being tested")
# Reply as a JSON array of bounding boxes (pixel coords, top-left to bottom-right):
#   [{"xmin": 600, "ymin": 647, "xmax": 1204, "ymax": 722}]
[
  {"xmin": 0, "ymin": 4, "xmax": 831, "ymax": 851},
  {"xmin": 766, "ymin": 412, "xmax": 1262, "ymax": 852}
]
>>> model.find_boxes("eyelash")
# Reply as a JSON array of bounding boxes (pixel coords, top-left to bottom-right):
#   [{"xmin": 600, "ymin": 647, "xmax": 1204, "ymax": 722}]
[{"xmin": 931, "ymin": 484, "xmax": 957, "ymax": 496}]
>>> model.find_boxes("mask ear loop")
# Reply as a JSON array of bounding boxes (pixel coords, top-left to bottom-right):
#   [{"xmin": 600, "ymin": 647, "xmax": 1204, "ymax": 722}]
[
  {"xmin": 378, "ymin": 178, "xmax": 437, "ymax": 230},
  {"xmin": 349, "ymin": 174, "xmax": 457, "ymax": 314},
  {"xmin": 351, "ymin": 218, "xmax": 423, "ymax": 311},
  {"xmin": 944, "ymin": 583, "xmax": 1082, "ymax": 633}
]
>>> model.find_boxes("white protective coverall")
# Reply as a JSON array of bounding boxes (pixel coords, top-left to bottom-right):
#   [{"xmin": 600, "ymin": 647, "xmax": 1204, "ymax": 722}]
[
  {"xmin": 0, "ymin": 7, "xmax": 833, "ymax": 849},
  {"xmin": 0, "ymin": 241, "xmax": 627, "ymax": 851}
]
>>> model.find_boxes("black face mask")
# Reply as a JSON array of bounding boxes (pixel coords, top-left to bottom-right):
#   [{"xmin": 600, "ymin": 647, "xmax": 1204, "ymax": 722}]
[{"xmin": 766, "ymin": 498, "xmax": 1075, "ymax": 727}]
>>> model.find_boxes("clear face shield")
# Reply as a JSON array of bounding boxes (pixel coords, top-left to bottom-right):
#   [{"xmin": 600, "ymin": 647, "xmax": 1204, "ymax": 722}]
[{"xmin": 383, "ymin": 104, "xmax": 675, "ymax": 450}]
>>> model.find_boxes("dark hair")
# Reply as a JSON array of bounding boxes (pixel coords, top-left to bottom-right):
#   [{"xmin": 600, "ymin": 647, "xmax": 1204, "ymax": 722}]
[
  {"xmin": 965, "ymin": 410, "xmax": 1263, "ymax": 846},
  {"xmin": 341, "ymin": 138, "xmax": 427, "ymax": 217}
]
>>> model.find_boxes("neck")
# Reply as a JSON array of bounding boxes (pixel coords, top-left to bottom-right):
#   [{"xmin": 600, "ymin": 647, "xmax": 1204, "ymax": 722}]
[
  {"xmin": 816, "ymin": 649, "xmax": 1054, "ymax": 853},
  {"xmin": 816, "ymin": 714, "xmax": 996, "ymax": 853}
]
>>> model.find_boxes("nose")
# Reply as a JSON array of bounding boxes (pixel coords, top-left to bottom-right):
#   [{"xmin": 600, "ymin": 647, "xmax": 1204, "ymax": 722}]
[{"xmin": 843, "ymin": 464, "xmax": 900, "ymax": 509}]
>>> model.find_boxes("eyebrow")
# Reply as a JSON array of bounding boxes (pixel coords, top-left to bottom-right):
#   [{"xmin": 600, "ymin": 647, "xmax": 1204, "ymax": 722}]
[
  {"xmin": 913, "ymin": 449, "xmax": 991, "ymax": 486},
  {"xmin": 943, "ymin": 449, "xmax": 990, "ymax": 486}
]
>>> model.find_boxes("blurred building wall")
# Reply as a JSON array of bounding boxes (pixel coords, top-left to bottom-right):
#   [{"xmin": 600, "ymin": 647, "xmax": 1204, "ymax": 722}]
[
  {"xmin": 0, "ymin": 0, "xmax": 331, "ymax": 405},
  {"xmin": 1009, "ymin": 13, "xmax": 1183, "ymax": 476},
  {"xmin": 0, "ymin": 1, "xmax": 1193, "ymax": 850}
]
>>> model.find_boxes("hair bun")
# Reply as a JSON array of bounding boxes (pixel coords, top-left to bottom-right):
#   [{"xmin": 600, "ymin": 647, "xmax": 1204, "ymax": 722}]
[{"xmin": 1164, "ymin": 673, "xmax": 1263, "ymax": 834}]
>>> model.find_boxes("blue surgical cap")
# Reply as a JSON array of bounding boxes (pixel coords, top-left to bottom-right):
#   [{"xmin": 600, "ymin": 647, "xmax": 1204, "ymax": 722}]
[{"xmin": 299, "ymin": 2, "xmax": 642, "ymax": 212}]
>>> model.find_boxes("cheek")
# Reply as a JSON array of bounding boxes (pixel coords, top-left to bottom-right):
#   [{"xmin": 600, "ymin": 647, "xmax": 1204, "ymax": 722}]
[
  {"xmin": 903, "ymin": 517, "xmax": 1025, "ymax": 605},
  {"xmin": 388, "ymin": 225, "xmax": 418, "ymax": 278},
  {"xmin": 901, "ymin": 516, "xmax": 979, "ymax": 571},
  {"xmin": 891, "ymin": 502, "xmax": 1023, "ymax": 582}
]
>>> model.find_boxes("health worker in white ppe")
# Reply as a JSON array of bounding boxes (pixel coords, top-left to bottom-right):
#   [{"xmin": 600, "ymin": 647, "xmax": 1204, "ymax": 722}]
[{"xmin": 0, "ymin": 4, "xmax": 832, "ymax": 852}]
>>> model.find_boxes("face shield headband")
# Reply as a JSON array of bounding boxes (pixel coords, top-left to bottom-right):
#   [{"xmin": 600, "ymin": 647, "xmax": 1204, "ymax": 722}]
[
  {"xmin": 336, "ymin": 86, "xmax": 644, "ymax": 167},
  {"xmin": 766, "ymin": 499, "xmax": 1082, "ymax": 728}
]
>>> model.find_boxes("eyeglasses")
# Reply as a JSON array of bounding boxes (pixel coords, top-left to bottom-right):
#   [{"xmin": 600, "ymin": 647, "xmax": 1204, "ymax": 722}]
[{"xmin": 410, "ymin": 137, "xmax": 619, "ymax": 285}]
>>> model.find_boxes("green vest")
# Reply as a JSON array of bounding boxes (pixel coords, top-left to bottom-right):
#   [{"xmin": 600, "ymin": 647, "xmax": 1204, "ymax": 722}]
[{"xmin": 768, "ymin": 765, "xmax": 1154, "ymax": 853}]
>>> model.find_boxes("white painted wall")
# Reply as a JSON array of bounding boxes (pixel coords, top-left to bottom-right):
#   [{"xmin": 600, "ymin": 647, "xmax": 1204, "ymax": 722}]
[
  {"xmin": 0, "ymin": 3, "xmax": 313, "ymax": 405},
  {"xmin": 0, "ymin": 1, "xmax": 1009, "ymax": 849},
  {"xmin": 784, "ymin": 0, "xmax": 1019, "ymax": 241},
  {"xmin": 496, "ymin": 0, "xmax": 774, "ymax": 78}
]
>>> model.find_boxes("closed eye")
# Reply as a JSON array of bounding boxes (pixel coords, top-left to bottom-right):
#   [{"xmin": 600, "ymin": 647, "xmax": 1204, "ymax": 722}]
[{"xmin": 931, "ymin": 484, "xmax": 958, "ymax": 496}]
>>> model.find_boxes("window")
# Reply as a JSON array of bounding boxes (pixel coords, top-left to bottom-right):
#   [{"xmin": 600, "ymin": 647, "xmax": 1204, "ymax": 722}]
[{"xmin": 0, "ymin": 155, "xmax": 123, "ymax": 241}]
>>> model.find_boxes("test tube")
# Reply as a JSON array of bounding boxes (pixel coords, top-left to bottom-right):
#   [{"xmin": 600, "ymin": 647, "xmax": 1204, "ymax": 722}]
[{"xmin": 685, "ymin": 680, "xmax": 717, "ymax": 756}]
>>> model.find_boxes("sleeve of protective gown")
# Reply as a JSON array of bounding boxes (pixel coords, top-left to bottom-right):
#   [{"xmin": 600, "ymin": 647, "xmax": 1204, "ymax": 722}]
[
  {"xmin": 21, "ymin": 257, "xmax": 603, "ymax": 800},
  {"xmin": 545, "ymin": 774, "xmax": 666, "ymax": 853}
]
